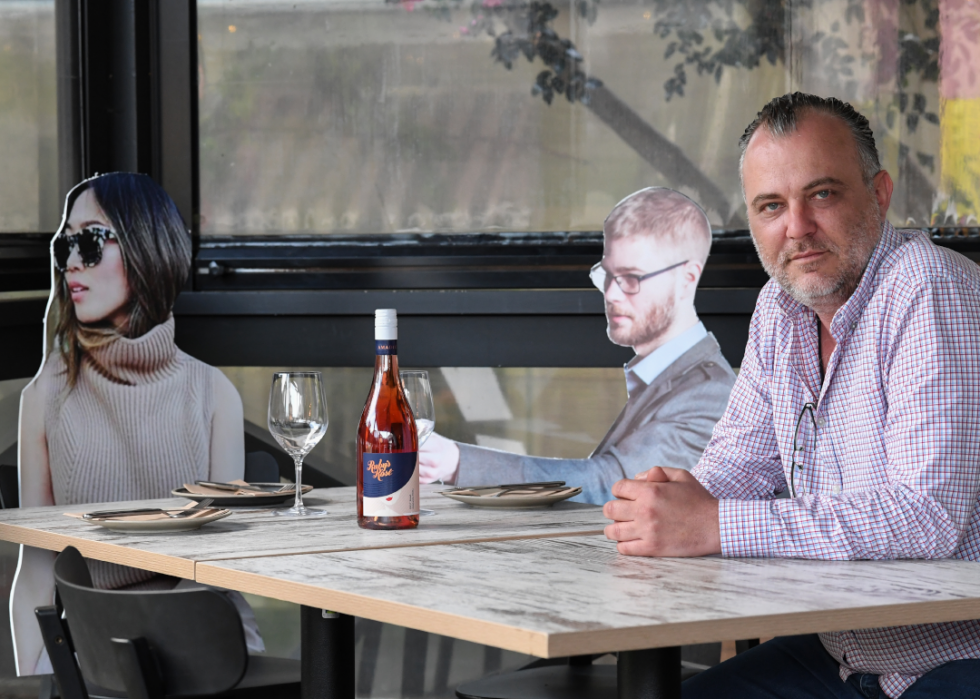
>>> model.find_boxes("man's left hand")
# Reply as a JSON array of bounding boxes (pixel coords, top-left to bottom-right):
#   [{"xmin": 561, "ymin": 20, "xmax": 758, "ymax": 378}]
[{"xmin": 603, "ymin": 467, "xmax": 722, "ymax": 557}]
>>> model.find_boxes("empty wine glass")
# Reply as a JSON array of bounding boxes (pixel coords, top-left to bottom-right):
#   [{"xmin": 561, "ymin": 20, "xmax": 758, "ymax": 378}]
[
  {"xmin": 400, "ymin": 370, "xmax": 435, "ymax": 445},
  {"xmin": 401, "ymin": 370, "xmax": 436, "ymax": 516},
  {"xmin": 268, "ymin": 372, "xmax": 328, "ymax": 517}
]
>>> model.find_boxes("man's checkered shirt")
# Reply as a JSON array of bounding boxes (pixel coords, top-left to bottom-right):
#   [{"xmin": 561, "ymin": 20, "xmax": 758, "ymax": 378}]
[{"xmin": 693, "ymin": 223, "xmax": 980, "ymax": 698}]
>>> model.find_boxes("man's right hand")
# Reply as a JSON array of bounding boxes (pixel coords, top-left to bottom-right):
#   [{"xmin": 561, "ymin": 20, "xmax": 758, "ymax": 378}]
[{"xmin": 419, "ymin": 432, "xmax": 460, "ymax": 484}]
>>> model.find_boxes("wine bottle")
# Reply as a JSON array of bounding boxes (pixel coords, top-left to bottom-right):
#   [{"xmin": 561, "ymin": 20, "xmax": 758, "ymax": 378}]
[{"xmin": 356, "ymin": 309, "xmax": 420, "ymax": 529}]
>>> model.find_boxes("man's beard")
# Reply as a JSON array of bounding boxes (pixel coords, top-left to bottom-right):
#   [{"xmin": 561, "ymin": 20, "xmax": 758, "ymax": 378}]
[
  {"xmin": 755, "ymin": 208, "xmax": 881, "ymax": 310},
  {"xmin": 606, "ymin": 292, "xmax": 676, "ymax": 349}
]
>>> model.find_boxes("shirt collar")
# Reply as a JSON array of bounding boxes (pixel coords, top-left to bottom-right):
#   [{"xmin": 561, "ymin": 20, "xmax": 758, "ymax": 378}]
[{"xmin": 624, "ymin": 322, "xmax": 708, "ymax": 398}]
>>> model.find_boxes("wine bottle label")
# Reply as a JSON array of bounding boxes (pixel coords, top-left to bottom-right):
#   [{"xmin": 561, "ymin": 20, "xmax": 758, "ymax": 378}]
[
  {"xmin": 362, "ymin": 452, "xmax": 419, "ymax": 516},
  {"xmin": 375, "ymin": 340, "xmax": 397, "ymax": 355}
]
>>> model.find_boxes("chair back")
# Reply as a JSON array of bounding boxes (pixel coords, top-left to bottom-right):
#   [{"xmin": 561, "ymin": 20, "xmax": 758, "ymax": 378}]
[
  {"xmin": 0, "ymin": 463, "xmax": 18, "ymax": 508},
  {"xmin": 244, "ymin": 451, "xmax": 279, "ymax": 483},
  {"xmin": 54, "ymin": 547, "xmax": 249, "ymax": 697}
]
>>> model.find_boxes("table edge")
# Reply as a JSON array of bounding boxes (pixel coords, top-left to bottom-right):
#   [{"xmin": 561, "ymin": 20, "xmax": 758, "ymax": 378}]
[
  {"xmin": 196, "ymin": 557, "xmax": 980, "ymax": 658},
  {"xmin": 0, "ymin": 522, "xmax": 195, "ymax": 580}
]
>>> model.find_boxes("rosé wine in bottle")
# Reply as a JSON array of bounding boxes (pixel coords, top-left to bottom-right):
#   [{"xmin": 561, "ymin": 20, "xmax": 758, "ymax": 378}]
[{"xmin": 356, "ymin": 309, "xmax": 420, "ymax": 529}]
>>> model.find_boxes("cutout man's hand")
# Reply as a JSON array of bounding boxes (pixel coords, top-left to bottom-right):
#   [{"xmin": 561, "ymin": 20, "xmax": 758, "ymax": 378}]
[{"xmin": 419, "ymin": 432, "xmax": 460, "ymax": 484}]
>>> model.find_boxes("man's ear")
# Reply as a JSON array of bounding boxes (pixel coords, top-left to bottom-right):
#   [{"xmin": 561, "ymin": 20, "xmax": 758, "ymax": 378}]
[
  {"xmin": 681, "ymin": 260, "xmax": 703, "ymax": 297},
  {"xmin": 873, "ymin": 170, "xmax": 894, "ymax": 220}
]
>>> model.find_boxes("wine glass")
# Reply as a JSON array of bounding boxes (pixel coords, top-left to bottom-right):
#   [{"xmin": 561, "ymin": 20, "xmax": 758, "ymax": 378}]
[
  {"xmin": 401, "ymin": 370, "xmax": 436, "ymax": 516},
  {"xmin": 268, "ymin": 372, "xmax": 328, "ymax": 517},
  {"xmin": 400, "ymin": 370, "xmax": 435, "ymax": 445}
]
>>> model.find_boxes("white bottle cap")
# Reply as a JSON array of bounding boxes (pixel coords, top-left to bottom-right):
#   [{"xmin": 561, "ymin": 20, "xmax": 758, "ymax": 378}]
[{"xmin": 375, "ymin": 309, "xmax": 397, "ymax": 341}]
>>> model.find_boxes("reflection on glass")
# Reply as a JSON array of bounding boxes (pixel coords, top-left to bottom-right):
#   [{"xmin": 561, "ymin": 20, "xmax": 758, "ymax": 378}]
[
  {"xmin": 0, "ymin": 2, "xmax": 59, "ymax": 232},
  {"xmin": 198, "ymin": 0, "xmax": 977, "ymax": 234}
]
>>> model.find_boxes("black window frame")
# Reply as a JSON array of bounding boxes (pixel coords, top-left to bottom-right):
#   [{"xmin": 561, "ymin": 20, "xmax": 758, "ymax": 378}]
[{"xmin": 0, "ymin": 0, "xmax": 977, "ymax": 383}]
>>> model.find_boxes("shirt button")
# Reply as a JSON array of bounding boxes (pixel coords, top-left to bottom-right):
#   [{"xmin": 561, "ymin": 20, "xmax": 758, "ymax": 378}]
[
  {"xmin": 850, "ymin": 322, "xmax": 857, "ymax": 330},
  {"xmin": 817, "ymin": 418, "xmax": 826, "ymax": 427},
  {"xmin": 705, "ymin": 362, "xmax": 715, "ymax": 367}
]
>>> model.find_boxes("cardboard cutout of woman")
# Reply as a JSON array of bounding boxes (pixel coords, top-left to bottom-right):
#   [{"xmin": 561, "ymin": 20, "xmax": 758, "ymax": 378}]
[{"xmin": 10, "ymin": 173, "xmax": 252, "ymax": 675}]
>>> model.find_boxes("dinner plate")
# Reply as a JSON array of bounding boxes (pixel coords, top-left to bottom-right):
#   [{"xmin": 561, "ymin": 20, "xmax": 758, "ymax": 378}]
[
  {"xmin": 172, "ymin": 483, "xmax": 313, "ymax": 507},
  {"xmin": 439, "ymin": 486, "xmax": 582, "ymax": 509},
  {"xmin": 87, "ymin": 509, "xmax": 232, "ymax": 533}
]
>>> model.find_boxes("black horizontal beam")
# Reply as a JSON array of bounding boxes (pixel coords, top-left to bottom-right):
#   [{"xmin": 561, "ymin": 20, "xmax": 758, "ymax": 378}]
[
  {"xmin": 172, "ymin": 313, "xmax": 749, "ymax": 370},
  {"xmin": 0, "ymin": 288, "xmax": 755, "ymax": 381},
  {"xmin": 0, "ymin": 235, "xmax": 54, "ymax": 293},
  {"xmin": 0, "ymin": 294, "xmax": 49, "ymax": 381},
  {"xmin": 171, "ymin": 288, "xmax": 755, "ymax": 369},
  {"xmin": 172, "ymin": 288, "xmax": 760, "ymax": 316},
  {"xmin": 194, "ymin": 230, "xmax": 771, "ymax": 290}
]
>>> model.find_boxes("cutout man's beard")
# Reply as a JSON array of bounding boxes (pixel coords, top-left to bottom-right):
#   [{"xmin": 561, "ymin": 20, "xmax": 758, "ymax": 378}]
[{"xmin": 606, "ymin": 293, "xmax": 676, "ymax": 349}]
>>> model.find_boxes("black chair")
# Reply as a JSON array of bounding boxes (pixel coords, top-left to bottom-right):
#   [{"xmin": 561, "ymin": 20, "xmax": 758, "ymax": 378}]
[
  {"xmin": 36, "ymin": 546, "xmax": 300, "ymax": 699},
  {"xmin": 0, "ymin": 462, "xmax": 19, "ymax": 509},
  {"xmin": 243, "ymin": 452, "xmax": 279, "ymax": 484}
]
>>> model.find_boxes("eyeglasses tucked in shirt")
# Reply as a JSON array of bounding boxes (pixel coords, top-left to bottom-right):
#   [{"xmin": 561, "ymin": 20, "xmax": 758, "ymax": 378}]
[{"xmin": 790, "ymin": 402, "xmax": 843, "ymax": 498}]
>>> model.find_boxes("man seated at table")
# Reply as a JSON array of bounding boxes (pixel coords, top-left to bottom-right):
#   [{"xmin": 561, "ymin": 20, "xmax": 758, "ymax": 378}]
[
  {"xmin": 603, "ymin": 92, "xmax": 980, "ymax": 697},
  {"xmin": 419, "ymin": 187, "xmax": 736, "ymax": 505}
]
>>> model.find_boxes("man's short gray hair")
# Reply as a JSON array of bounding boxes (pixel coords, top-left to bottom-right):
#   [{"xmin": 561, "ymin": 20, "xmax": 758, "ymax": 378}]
[
  {"xmin": 604, "ymin": 187, "xmax": 712, "ymax": 265},
  {"xmin": 738, "ymin": 92, "xmax": 881, "ymax": 190}
]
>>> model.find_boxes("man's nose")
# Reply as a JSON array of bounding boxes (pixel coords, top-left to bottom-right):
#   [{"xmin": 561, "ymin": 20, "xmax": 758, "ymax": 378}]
[
  {"xmin": 784, "ymin": 200, "xmax": 818, "ymax": 240},
  {"xmin": 603, "ymin": 276, "xmax": 627, "ymax": 304}
]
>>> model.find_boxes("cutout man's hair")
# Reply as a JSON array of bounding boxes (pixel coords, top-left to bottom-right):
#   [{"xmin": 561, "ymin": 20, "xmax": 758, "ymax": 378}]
[{"xmin": 603, "ymin": 187, "xmax": 712, "ymax": 265}]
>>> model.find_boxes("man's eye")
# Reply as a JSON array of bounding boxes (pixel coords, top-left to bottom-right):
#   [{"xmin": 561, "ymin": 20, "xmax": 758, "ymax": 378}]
[
  {"xmin": 814, "ymin": 189, "xmax": 831, "ymax": 199},
  {"xmin": 764, "ymin": 202, "xmax": 780, "ymax": 212}
]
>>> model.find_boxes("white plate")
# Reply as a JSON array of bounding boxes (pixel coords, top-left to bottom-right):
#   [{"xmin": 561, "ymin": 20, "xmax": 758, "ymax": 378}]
[
  {"xmin": 87, "ymin": 509, "xmax": 232, "ymax": 533},
  {"xmin": 439, "ymin": 487, "xmax": 582, "ymax": 509}
]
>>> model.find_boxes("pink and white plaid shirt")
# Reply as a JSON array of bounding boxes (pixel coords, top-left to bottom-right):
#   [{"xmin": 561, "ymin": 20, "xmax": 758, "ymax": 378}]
[{"xmin": 693, "ymin": 223, "xmax": 980, "ymax": 698}]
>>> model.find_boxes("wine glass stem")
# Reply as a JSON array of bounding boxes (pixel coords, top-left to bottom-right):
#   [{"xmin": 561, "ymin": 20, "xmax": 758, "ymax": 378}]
[{"xmin": 293, "ymin": 456, "xmax": 305, "ymax": 511}]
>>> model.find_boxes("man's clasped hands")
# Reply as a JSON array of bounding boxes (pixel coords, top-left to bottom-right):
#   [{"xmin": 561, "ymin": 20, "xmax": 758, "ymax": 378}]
[{"xmin": 603, "ymin": 467, "xmax": 721, "ymax": 558}]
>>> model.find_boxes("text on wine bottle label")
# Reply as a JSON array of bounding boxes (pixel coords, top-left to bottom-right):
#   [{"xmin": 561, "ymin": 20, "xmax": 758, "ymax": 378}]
[{"xmin": 362, "ymin": 451, "xmax": 419, "ymax": 516}]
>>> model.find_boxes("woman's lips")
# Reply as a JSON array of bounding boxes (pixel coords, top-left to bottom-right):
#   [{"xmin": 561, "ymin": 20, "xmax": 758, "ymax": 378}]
[{"xmin": 68, "ymin": 282, "xmax": 88, "ymax": 302}]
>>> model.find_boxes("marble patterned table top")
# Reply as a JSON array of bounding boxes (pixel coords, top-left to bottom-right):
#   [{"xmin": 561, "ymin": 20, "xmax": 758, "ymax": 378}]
[
  {"xmin": 0, "ymin": 485, "xmax": 605, "ymax": 579},
  {"xmin": 197, "ymin": 535, "xmax": 980, "ymax": 658}
]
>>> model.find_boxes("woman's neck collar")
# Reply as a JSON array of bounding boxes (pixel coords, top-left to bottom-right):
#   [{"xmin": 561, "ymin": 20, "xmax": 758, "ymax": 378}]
[{"xmin": 85, "ymin": 316, "xmax": 178, "ymax": 385}]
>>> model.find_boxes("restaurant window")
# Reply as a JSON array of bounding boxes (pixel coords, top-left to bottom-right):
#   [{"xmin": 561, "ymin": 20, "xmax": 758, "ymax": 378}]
[
  {"xmin": 219, "ymin": 365, "xmax": 626, "ymax": 485},
  {"xmin": 0, "ymin": 1, "xmax": 59, "ymax": 233},
  {"xmin": 197, "ymin": 0, "xmax": 979, "ymax": 236}
]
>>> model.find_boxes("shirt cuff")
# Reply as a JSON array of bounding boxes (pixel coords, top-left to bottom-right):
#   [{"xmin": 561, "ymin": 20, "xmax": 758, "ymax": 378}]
[{"xmin": 719, "ymin": 499, "xmax": 775, "ymax": 557}]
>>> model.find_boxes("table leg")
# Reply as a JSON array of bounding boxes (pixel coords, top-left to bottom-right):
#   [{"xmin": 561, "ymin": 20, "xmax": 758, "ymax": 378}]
[
  {"xmin": 301, "ymin": 606, "xmax": 355, "ymax": 699},
  {"xmin": 617, "ymin": 647, "xmax": 681, "ymax": 699}
]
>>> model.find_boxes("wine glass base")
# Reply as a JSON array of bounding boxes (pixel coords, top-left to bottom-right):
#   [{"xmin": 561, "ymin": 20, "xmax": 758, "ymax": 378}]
[{"xmin": 273, "ymin": 507, "xmax": 328, "ymax": 517}]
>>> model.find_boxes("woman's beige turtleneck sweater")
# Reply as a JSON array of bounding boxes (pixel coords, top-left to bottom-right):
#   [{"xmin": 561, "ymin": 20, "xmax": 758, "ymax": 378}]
[{"xmin": 41, "ymin": 317, "xmax": 217, "ymax": 588}]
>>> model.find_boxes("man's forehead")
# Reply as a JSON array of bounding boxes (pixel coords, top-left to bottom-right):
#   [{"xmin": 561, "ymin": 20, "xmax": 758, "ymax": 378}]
[{"xmin": 742, "ymin": 112, "xmax": 863, "ymax": 187}]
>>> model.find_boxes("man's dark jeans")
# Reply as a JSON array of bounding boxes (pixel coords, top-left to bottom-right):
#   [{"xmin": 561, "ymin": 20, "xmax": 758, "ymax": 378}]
[{"xmin": 682, "ymin": 634, "xmax": 980, "ymax": 698}]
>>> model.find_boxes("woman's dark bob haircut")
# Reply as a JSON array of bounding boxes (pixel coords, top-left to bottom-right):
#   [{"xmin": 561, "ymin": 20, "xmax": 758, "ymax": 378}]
[{"xmin": 52, "ymin": 172, "xmax": 192, "ymax": 386}]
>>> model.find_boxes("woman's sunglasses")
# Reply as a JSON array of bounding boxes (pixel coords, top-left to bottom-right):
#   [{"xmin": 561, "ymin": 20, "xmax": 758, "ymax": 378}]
[{"xmin": 53, "ymin": 227, "xmax": 117, "ymax": 273}]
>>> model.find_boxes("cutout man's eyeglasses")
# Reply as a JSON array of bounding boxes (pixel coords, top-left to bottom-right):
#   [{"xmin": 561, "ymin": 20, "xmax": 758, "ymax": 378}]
[
  {"xmin": 54, "ymin": 227, "xmax": 116, "ymax": 273},
  {"xmin": 589, "ymin": 260, "xmax": 687, "ymax": 295}
]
